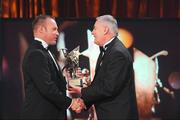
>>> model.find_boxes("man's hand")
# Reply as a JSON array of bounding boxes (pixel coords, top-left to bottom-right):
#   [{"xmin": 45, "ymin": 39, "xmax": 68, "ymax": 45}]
[
  {"xmin": 71, "ymin": 98, "xmax": 86, "ymax": 113},
  {"xmin": 68, "ymin": 84, "xmax": 82, "ymax": 95}
]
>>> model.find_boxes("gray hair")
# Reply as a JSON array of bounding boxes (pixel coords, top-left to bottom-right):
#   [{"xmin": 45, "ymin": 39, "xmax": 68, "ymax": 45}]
[{"xmin": 96, "ymin": 15, "xmax": 118, "ymax": 36}]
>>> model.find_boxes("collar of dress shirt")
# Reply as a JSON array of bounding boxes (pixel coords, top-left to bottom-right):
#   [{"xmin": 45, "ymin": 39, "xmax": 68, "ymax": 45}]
[
  {"xmin": 35, "ymin": 37, "xmax": 48, "ymax": 49},
  {"xmin": 103, "ymin": 36, "xmax": 115, "ymax": 50}
]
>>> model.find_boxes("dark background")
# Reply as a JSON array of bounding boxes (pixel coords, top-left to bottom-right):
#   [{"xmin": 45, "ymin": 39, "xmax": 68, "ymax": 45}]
[{"xmin": 0, "ymin": 18, "xmax": 180, "ymax": 119}]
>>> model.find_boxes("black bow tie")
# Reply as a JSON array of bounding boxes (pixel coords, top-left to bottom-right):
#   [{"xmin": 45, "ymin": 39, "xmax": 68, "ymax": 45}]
[
  {"xmin": 99, "ymin": 47, "xmax": 105, "ymax": 52},
  {"xmin": 99, "ymin": 43, "xmax": 110, "ymax": 52}
]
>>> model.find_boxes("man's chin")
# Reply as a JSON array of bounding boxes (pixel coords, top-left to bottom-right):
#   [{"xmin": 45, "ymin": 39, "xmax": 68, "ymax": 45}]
[
  {"xmin": 52, "ymin": 41, "xmax": 57, "ymax": 45},
  {"xmin": 94, "ymin": 41, "xmax": 99, "ymax": 46}
]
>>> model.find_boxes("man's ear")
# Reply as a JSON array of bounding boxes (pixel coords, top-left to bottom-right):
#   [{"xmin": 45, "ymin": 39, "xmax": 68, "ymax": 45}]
[
  {"xmin": 38, "ymin": 26, "xmax": 45, "ymax": 33},
  {"xmin": 104, "ymin": 26, "xmax": 109, "ymax": 35}
]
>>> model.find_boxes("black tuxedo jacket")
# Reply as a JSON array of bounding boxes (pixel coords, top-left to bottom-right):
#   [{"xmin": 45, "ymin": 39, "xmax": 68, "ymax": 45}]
[
  {"xmin": 81, "ymin": 37, "xmax": 138, "ymax": 119},
  {"xmin": 21, "ymin": 40, "xmax": 71, "ymax": 119}
]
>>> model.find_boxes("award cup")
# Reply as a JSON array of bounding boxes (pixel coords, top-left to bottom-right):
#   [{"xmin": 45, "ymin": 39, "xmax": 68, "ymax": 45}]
[{"xmin": 62, "ymin": 46, "xmax": 83, "ymax": 87}]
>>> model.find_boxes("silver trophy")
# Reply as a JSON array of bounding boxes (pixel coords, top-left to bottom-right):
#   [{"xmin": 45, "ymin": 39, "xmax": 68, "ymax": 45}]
[{"xmin": 60, "ymin": 46, "xmax": 83, "ymax": 87}]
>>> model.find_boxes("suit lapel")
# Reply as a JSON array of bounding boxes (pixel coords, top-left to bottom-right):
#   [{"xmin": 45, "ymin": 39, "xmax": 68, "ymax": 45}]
[
  {"xmin": 46, "ymin": 50, "xmax": 65, "ymax": 80},
  {"xmin": 95, "ymin": 49, "xmax": 104, "ymax": 73},
  {"xmin": 47, "ymin": 50, "xmax": 60, "ymax": 71},
  {"xmin": 32, "ymin": 40, "xmax": 65, "ymax": 81},
  {"xmin": 95, "ymin": 37, "xmax": 118, "ymax": 74}
]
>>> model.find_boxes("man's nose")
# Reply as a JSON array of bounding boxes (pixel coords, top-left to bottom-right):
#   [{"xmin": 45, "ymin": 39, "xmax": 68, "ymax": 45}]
[
  {"xmin": 91, "ymin": 30, "xmax": 94, "ymax": 35},
  {"xmin": 56, "ymin": 31, "xmax": 59, "ymax": 36}
]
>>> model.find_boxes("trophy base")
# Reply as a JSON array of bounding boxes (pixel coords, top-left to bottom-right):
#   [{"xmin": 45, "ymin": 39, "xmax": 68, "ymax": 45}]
[{"xmin": 68, "ymin": 78, "xmax": 82, "ymax": 87}]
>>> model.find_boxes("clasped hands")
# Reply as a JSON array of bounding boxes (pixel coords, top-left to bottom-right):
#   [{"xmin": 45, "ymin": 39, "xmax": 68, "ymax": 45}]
[
  {"xmin": 66, "ymin": 67, "xmax": 89, "ymax": 113},
  {"xmin": 70, "ymin": 98, "xmax": 86, "ymax": 113},
  {"xmin": 68, "ymin": 84, "xmax": 86, "ymax": 113}
]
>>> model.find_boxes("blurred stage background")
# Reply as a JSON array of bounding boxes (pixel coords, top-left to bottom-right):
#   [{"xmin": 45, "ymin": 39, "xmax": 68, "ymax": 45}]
[{"xmin": 0, "ymin": 0, "xmax": 180, "ymax": 120}]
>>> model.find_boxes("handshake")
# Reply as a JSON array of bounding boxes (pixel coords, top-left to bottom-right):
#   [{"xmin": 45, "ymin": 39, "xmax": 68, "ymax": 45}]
[
  {"xmin": 70, "ymin": 98, "xmax": 86, "ymax": 113},
  {"xmin": 68, "ymin": 84, "xmax": 86, "ymax": 113},
  {"xmin": 65, "ymin": 67, "xmax": 91, "ymax": 113}
]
